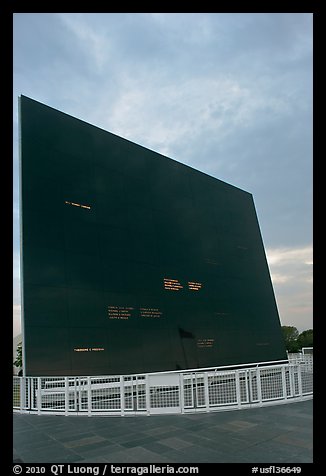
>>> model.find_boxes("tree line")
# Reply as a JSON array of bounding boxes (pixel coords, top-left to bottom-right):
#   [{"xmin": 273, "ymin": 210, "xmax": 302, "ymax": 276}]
[{"xmin": 281, "ymin": 326, "xmax": 313, "ymax": 353}]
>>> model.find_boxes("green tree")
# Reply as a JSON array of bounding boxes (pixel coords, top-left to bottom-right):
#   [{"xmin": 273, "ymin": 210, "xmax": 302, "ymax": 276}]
[
  {"xmin": 297, "ymin": 329, "xmax": 313, "ymax": 349},
  {"xmin": 281, "ymin": 326, "xmax": 300, "ymax": 352},
  {"xmin": 13, "ymin": 342, "xmax": 22, "ymax": 369}
]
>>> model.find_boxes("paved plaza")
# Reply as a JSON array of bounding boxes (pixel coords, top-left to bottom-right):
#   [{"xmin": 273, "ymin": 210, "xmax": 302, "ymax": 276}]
[{"xmin": 13, "ymin": 399, "xmax": 312, "ymax": 464}]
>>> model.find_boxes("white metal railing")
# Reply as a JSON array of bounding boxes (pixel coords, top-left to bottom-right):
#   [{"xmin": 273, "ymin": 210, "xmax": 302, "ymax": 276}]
[{"xmin": 13, "ymin": 357, "xmax": 313, "ymax": 416}]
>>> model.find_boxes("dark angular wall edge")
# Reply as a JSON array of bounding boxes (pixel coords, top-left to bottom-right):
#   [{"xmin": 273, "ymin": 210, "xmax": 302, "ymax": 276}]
[{"xmin": 19, "ymin": 95, "xmax": 287, "ymax": 376}]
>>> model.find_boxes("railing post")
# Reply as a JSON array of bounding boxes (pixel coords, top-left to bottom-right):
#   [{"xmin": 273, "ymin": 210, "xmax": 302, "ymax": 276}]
[
  {"xmin": 20, "ymin": 377, "xmax": 24, "ymax": 411},
  {"xmin": 179, "ymin": 373, "xmax": 185, "ymax": 414},
  {"xmin": 288, "ymin": 364, "xmax": 294, "ymax": 397},
  {"xmin": 256, "ymin": 368, "xmax": 262, "ymax": 405},
  {"xmin": 72, "ymin": 377, "xmax": 77, "ymax": 412},
  {"xmin": 245, "ymin": 370, "xmax": 251, "ymax": 405},
  {"xmin": 37, "ymin": 377, "xmax": 42, "ymax": 415},
  {"xmin": 23, "ymin": 377, "xmax": 28, "ymax": 411},
  {"xmin": 120, "ymin": 376, "xmax": 125, "ymax": 416},
  {"xmin": 248, "ymin": 369, "xmax": 254, "ymax": 405},
  {"xmin": 297, "ymin": 363, "xmax": 303, "ymax": 399},
  {"xmin": 65, "ymin": 377, "xmax": 69, "ymax": 415},
  {"xmin": 235, "ymin": 370, "xmax": 242, "ymax": 408},
  {"xmin": 204, "ymin": 372, "xmax": 210, "ymax": 412},
  {"xmin": 145, "ymin": 374, "xmax": 151, "ymax": 416},
  {"xmin": 87, "ymin": 376, "xmax": 92, "ymax": 416},
  {"xmin": 281, "ymin": 365, "xmax": 288, "ymax": 400},
  {"xmin": 27, "ymin": 377, "xmax": 31, "ymax": 411},
  {"xmin": 76, "ymin": 377, "xmax": 80, "ymax": 413}
]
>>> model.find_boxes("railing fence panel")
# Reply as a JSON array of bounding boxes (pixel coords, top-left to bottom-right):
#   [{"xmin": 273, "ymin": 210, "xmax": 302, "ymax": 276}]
[{"xmin": 13, "ymin": 357, "xmax": 313, "ymax": 416}]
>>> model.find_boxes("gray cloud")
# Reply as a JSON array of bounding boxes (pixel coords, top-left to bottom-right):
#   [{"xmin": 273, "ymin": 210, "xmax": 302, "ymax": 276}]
[{"xmin": 266, "ymin": 246, "xmax": 313, "ymax": 332}]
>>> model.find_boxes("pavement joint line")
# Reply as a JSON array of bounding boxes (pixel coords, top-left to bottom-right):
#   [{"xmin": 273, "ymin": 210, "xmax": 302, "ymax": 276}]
[{"xmin": 13, "ymin": 400, "xmax": 313, "ymax": 464}]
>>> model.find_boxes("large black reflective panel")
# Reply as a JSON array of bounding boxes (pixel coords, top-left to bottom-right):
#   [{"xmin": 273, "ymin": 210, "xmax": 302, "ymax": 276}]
[{"xmin": 20, "ymin": 95, "xmax": 287, "ymax": 376}]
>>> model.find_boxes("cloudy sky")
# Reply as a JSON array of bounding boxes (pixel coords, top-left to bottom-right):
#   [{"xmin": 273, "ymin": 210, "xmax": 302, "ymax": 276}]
[{"xmin": 13, "ymin": 13, "xmax": 313, "ymax": 337}]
